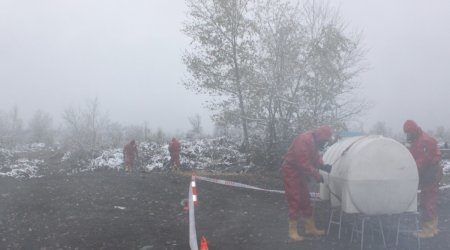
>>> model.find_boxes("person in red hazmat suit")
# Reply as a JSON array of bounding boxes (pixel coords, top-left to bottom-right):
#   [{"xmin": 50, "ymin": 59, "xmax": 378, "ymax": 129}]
[
  {"xmin": 168, "ymin": 138, "xmax": 181, "ymax": 171},
  {"xmin": 403, "ymin": 120, "xmax": 442, "ymax": 238},
  {"xmin": 123, "ymin": 140, "xmax": 138, "ymax": 172},
  {"xmin": 282, "ymin": 125, "xmax": 333, "ymax": 241}
]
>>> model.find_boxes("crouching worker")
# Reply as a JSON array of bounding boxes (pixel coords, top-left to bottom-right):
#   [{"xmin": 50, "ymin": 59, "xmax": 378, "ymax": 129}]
[
  {"xmin": 123, "ymin": 140, "xmax": 138, "ymax": 172},
  {"xmin": 404, "ymin": 120, "xmax": 442, "ymax": 238},
  {"xmin": 282, "ymin": 125, "xmax": 332, "ymax": 241}
]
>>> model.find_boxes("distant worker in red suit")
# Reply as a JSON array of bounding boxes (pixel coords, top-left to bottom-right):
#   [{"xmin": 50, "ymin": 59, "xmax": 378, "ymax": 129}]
[
  {"xmin": 168, "ymin": 137, "xmax": 181, "ymax": 171},
  {"xmin": 404, "ymin": 120, "xmax": 442, "ymax": 238},
  {"xmin": 123, "ymin": 140, "xmax": 138, "ymax": 172},
  {"xmin": 282, "ymin": 125, "xmax": 333, "ymax": 241}
]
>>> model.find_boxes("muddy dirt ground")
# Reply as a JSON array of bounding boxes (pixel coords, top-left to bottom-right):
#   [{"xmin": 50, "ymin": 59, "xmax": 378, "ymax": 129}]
[{"xmin": 0, "ymin": 170, "xmax": 449, "ymax": 250}]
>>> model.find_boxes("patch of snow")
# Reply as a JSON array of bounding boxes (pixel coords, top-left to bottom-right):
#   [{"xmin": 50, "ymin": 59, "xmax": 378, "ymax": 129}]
[
  {"xmin": 88, "ymin": 149, "xmax": 123, "ymax": 171},
  {"xmin": 79, "ymin": 137, "xmax": 247, "ymax": 172},
  {"xmin": 443, "ymin": 160, "xmax": 450, "ymax": 174},
  {"xmin": 29, "ymin": 143, "xmax": 46, "ymax": 149},
  {"xmin": 0, "ymin": 158, "xmax": 43, "ymax": 178},
  {"xmin": 0, "ymin": 148, "xmax": 14, "ymax": 165},
  {"xmin": 2, "ymin": 136, "xmax": 249, "ymax": 176},
  {"xmin": 61, "ymin": 151, "xmax": 72, "ymax": 162}
]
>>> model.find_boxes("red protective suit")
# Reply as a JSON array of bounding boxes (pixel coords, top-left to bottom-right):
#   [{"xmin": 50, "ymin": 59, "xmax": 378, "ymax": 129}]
[
  {"xmin": 169, "ymin": 138, "xmax": 181, "ymax": 169},
  {"xmin": 282, "ymin": 126, "xmax": 332, "ymax": 220},
  {"xmin": 123, "ymin": 140, "xmax": 138, "ymax": 168},
  {"xmin": 404, "ymin": 120, "xmax": 442, "ymax": 221}
]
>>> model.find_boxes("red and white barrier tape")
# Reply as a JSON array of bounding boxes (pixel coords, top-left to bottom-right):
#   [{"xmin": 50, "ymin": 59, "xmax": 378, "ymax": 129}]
[
  {"xmin": 187, "ymin": 174, "xmax": 320, "ymax": 250},
  {"xmin": 195, "ymin": 175, "xmax": 284, "ymax": 194},
  {"xmin": 195, "ymin": 174, "xmax": 450, "ymax": 197},
  {"xmin": 189, "ymin": 184, "xmax": 199, "ymax": 250},
  {"xmin": 191, "ymin": 176, "xmax": 198, "ymax": 206},
  {"xmin": 194, "ymin": 175, "xmax": 321, "ymax": 199}
]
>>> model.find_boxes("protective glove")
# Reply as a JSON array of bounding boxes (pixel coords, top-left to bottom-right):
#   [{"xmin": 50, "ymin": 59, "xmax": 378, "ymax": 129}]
[
  {"xmin": 320, "ymin": 164, "xmax": 332, "ymax": 173},
  {"xmin": 317, "ymin": 175, "xmax": 324, "ymax": 183}
]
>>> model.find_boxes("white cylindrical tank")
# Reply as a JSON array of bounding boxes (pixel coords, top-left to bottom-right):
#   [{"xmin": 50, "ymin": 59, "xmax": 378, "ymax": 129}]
[{"xmin": 320, "ymin": 135, "xmax": 418, "ymax": 215}]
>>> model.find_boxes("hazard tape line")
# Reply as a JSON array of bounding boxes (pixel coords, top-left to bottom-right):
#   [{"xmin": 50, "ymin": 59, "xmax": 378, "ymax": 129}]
[
  {"xmin": 189, "ymin": 180, "xmax": 199, "ymax": 250},
  {"xmin": 191, "ymin": 176, "xmax": 198, "ymax": 206},
  {"xmin": 194, "ymin": 175, "xmax": 321, "ymax": 199},
  {"xmin": 188, "ymin": 175, "xmax": 320, "ymax": 250},
  {"xmin": 195, "ymin": 175, "xmax": 285, "ymax": 194},
  {"xmin": 194, "ymin": 175, "xmax": 450, "ymax": 200}
]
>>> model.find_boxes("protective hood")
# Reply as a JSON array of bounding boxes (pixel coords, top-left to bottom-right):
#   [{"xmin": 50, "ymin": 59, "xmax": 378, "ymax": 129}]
[
  {"xmin": 313, "ymin": 125, "xmax": 332, "ymax": 142},
  {"xmin": 403, "ymin": 120, "xmax": 422, "ymax": 138}
]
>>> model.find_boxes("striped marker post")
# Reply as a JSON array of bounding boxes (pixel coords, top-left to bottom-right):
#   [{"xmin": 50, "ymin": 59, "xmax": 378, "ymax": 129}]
[{"xmin": 191, "ymin": 174, "xmax": 198, "ymax": 207}]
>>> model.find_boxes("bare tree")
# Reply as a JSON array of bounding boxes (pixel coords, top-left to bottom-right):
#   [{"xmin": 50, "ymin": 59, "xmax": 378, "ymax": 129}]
[
  {"xmin": 240, "ymin": 0, "xmax": 306, "ymax": 166},
  {"xmin": 370, "ymin": 121, "xmax": 391, "ymax": 136},
  {"xmin": 251, "ymin": 0, "xmax": 304, "ymax": 140},
  {"xmin": 0, "ymin": 106, "xmax": 24, "ymax": 147},
  {"xmin": 296, "ymin": 0, "xmax": 367, "ymax": 130},
  {"xmin": 104, "ymin": 122, "xmax": 124, "ymax": 148},
  {"xmin": 61, "ymin": 98, "xmax": 110, "ymax": 156},
  {"xmin": 154, "ymin": 128, "xmax": 166, "ymax": 144},
  {"xmin": 143, "ymin": 121, "xmax": 150, "ymax": 142},
  {"xmin": 0, "ymin": 110, "xmax": 9, "ymax": 145},
  {"xmin": 183, "ymin": 0, "xmax": 367, "ymax": 168},
  {"xmin": 123, "ymin": 125, "xmax": 145, "ymax": 143},
  {"xmin": 62, "ymin": 106, "xmax": 86, "ymax": 151},
  {"xmin": 189, "ymin": 114, "xmax": 203, "ymax": 134},
  {"xmin": 28, "ymin": 110, "xmax": 54, "ymax": 145},
  {"xmin": 434, "ymin": 125, "xmax": 450, "ymax": 143},
  {"xmin": 183, "ymin": 0, "xmax": 256, "ymax": 151},
  {"xmin": 249, "ymin": 0, "xmax": 366, "ymax": 165}
]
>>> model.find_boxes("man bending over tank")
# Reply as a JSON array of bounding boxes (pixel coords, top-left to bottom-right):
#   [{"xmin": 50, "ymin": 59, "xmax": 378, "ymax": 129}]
[{"xmin": 281, "ymin": 125, "xmax": 333, "ymax": 241}]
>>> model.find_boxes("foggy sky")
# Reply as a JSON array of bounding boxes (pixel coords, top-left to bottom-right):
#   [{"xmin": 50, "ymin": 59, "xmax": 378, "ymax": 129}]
[
  {"xmin": 1, "ymin": 0, "xmax": 450, "ymax": 134},
  {"xmin": 331, "ymin": 0, "xmax": 450, "ymax": 133}
]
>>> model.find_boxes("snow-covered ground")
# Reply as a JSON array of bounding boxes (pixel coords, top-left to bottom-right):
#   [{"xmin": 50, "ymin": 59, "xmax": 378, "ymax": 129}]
[
  {"xmin": 0, "ymin": 147, "xmax": 44, "ymax": 178},
  {"xmin": 443, "ymin": 159, "xmax": 450, "ymax": 174},
  {"xmin": 1, "ymin": 139, "xmax": 450, "ymax": 179},
  {"xmin": 0, "ymin": 158, "xmax": 43, "ymax": 178},
  {"xmin": 87, "ymin": 137, "xmax": 247, "ymax": 172}
]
